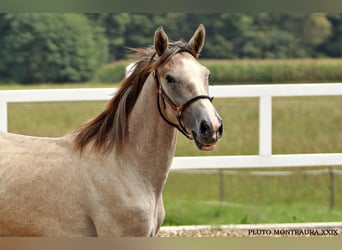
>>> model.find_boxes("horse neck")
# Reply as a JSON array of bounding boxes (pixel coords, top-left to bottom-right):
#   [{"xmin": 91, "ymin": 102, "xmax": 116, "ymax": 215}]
[{"xmin": 121, "ymin": 73, "xmax": 177, "ymax": 189}]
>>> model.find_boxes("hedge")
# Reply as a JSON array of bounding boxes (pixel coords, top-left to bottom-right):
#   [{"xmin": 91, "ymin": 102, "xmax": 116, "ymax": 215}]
[
  {"xmin": 93, "ymin": 59, "xmax": 342, "ymax": 84},
  {"xmin": 202, "ymin": 59, "xmax": 342, "ymax": 84}
]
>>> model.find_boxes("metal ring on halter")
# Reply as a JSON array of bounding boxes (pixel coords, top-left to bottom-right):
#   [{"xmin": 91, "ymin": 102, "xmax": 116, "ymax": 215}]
[{"xmin": 154, "ymin": 70, "xmax": 214, "ymax": 139}]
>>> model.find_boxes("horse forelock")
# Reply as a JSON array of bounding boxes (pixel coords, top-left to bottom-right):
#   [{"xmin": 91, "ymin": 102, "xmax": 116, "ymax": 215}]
[{"xmin": 73, "ymin": 40, "xmax": 195, "ymax": 154}]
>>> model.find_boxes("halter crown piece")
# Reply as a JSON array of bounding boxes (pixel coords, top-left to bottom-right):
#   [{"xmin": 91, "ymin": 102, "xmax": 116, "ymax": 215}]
[{"xmin": 154, "ymin": 70, "xmax": 214, "ymax": 139}]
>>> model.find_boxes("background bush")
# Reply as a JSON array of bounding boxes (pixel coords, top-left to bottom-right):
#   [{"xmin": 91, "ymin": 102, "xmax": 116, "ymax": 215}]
[
  {"xmin": 91, "ymin": 62, "xmax": 126, "ymax": 83},
  {"xmin": 87, "ymin": 13, "xmax": 334, "ymax": 60},
  {"xmin": 1, "ymin": 13, "xmax": 342, "ymax": 84},
  {"xmin": 0, "ymin": 13, "xmax": 108, "ymax": 83}
]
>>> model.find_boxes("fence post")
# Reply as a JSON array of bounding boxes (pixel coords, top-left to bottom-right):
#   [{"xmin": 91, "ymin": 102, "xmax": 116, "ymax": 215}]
[
  {"xmin": 329, "ymin": 167, "xmax": 335, "ymax": 211},
  {"xmin": 219, "ymin": 169, "xmax": 225, "ymax": 202},
  {"xmin": 0, "ymin": 100, "xmax": 8, "ymax": 132},
  {"xmin": 259, "ymin": 96, "xmax": 272, "ymax": 156}
]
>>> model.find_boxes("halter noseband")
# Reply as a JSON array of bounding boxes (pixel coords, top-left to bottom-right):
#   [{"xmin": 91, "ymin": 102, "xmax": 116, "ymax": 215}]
[{"xmin": 154, "ymin": 70, "xmax": 213, "ymax": 139}]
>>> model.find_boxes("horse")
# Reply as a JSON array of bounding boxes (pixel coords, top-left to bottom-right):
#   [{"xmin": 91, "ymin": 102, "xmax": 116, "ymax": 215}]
[{"xmin": 0, "ymin": 24, "xmax": 223, "ymax": 236}]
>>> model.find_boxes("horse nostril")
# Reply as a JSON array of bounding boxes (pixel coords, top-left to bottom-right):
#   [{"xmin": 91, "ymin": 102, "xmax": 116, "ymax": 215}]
[
  {"xmin": 217, "ymin": 122, "xmax": 223, "ymax": 139},
  {"xmin": 199, "ymin": 120, "xmax": 211, "ymax": 137}
]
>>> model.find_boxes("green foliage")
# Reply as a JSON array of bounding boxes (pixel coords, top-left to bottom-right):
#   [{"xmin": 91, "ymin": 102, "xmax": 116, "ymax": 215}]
[
  {"xmin": 204, "ymin": 13, "xmax": 332, "ymax": 59},
  {"xmin": 0, "ymin": 13, "xmax": 108, "ymax": 83},
  {"xmin": 1, "ymin": 13, "xmax": 342, "ymax": 83},
  {"xmin": 87, "ymin": 13, "xmax": 132, "ymax": 61},
  {"xmin": 91, "ymin": 62, "xmax": 126, "ymax": 83},
  {"xmin": 88, "ymin": 13, "xmax": 333, "ymax": 60},
  {"xmin": 317, "ymin": 14, "xmax": 342, "ymax": 57}
]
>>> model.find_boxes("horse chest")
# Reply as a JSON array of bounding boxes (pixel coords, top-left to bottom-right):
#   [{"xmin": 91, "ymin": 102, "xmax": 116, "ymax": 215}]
[
  {"xmin": 113, "ymin": 187, "xmax": 165, "ymax": 236},
  {"xmin": 116, "ymin": 202, "xmax": 158, "ymax": 236},
  {"xmin": 87, "ymin": 174, "xmax": 164, "ymax": 236},
  {"xmin": 90, "ymin": 198, "xmax": 162, "ymax": 236}
]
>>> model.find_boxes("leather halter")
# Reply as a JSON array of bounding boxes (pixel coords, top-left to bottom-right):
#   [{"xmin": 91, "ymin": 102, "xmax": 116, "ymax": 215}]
[{"xmin": 154, "ymin": 70, "xmax": 214, "ymax": 139}]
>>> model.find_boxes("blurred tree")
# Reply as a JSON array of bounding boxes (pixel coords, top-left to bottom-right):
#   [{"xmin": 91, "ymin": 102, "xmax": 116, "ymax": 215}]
[
  {"xmin": 272, "ymin": 14, "xmax": 332, "ymax": 57},
  {"xmin": 0, "ymin": 13, "xmax": 108, "ymax": 83},
  {"xmin": 0, "ymin": 13, "xmax": 339, "ymax": 84},
  {"xmin": 316, "ymin": 13, "xmax": 342, "ymax": 57},
  {"xmin": 87, "ymin": 13, "xmax": 131, "ymax": 60},
  {"xmin": 207, "ymin": 13, "xmax": 332, "ymax": 59},
  {"xmin": 0, "ymin": 13, "xmax": 13, "ymax": 79},
  {"xmin": 86, "ymin": 13, "xmax": 334, "ymax": 60}
]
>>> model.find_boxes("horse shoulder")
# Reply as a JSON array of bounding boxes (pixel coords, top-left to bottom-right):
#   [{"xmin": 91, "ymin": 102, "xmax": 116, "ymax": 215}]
[{"xmin": 0, "ymin": 132, "xmax": 91, "ymax": 236}]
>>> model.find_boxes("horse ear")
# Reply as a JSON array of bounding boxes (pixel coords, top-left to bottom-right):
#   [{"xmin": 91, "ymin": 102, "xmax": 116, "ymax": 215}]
[
  {"xmin": 154, "ymin": 26, "xmax": 169, "ymax": 57},
  {"xmin": 188, "ymin": 24, "xmax": 206, "ymax": 58}
]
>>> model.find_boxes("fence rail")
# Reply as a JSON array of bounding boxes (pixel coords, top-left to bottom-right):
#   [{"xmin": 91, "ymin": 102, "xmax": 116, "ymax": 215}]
[{"xmin": 1, "ymin": 83, "xmax": 342, "ymax": 170}]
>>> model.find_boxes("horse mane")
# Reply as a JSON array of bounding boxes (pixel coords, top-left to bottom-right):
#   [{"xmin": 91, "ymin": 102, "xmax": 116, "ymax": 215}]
[{"xmin": 73, "ymin": 40, "xmax": 196, "ymax": 153}]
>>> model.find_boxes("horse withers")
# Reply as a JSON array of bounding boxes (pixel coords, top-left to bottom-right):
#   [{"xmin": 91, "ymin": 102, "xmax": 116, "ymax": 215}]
[{"xmin": 0, "ymin": 24, "xmax": 223, "ymax": 236}]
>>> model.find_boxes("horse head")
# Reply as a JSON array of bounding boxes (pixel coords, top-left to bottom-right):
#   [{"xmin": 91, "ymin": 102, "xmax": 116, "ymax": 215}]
[{"xmin": 154, "ymin": 24, "xmax": 223, "ymax": 151}]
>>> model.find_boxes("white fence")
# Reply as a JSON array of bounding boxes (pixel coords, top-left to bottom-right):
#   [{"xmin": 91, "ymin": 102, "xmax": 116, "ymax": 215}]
[{"xmin": 1, "ymin": 83, "xmax": 342, "ymax": 170}]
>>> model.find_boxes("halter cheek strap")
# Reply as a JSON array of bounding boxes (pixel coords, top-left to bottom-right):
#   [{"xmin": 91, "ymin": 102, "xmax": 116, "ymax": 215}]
[{"xmin": 154, "ymin": 70, "xmax": 214, "ymax": 139}]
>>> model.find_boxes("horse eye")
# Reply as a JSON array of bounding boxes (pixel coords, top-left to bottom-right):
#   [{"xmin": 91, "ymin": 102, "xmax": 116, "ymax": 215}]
[{"xmin": 165, "ymin": 74, "xmax": 176, "ymax": 84}]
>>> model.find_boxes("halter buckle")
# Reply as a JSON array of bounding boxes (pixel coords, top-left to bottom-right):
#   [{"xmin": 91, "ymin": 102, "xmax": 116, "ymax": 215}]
[{"xmin": 174, "ymin": 106, "xmax": 184, "ymax": 117}]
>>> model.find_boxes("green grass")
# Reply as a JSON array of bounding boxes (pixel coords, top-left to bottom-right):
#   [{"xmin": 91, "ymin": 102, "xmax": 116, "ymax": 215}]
[
  {"xmin": 163, "ymin": 199, "xmax": 342, "ymax": 226},
  {"xmin": 2, "ymin": 82, "xmax": 342, "ymax": 225},
  {"xmin": 8, "ymin": 101, "xmax": 107, "ymax": 136},
  {"xmin": 273, "ymin": 97, "xmax": 342, "ymax": 154},
  {"xmin": 201, "ymin": 59, "xmax": 342, "ymax": 84},
  {"xmin": 86, "ymin": 59, "xmax": 342, "ymax": 84},
  {"xmin": 163, "ymin": 170, "xmax": 342, "ymax": 225}
]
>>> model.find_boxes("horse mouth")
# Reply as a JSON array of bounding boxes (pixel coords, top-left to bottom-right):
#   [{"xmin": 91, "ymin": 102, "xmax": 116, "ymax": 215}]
[{"xmin": 192, "ymin": 131, "xmax": 217, "ymax": 151}]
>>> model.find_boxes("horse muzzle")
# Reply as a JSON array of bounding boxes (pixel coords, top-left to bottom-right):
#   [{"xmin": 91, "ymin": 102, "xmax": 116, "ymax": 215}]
[{"xmin": 190, "ymin": 110, "xmax": 223, "ymax": 151}]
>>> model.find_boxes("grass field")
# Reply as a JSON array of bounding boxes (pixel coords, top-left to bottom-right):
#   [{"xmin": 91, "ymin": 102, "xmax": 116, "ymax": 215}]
[
  {"xmin": 75, "ymin": 58, "xmax": 342, "ymax": 84},
  {"xmin": 2, "ymin": 82, "xmax": 342, "ymax": 225}
]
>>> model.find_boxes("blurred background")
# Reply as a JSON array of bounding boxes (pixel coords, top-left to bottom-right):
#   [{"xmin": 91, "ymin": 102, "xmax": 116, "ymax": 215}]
[{"xmin": 0, "ymin": 13, "xmax": 341, "ymax": 84}]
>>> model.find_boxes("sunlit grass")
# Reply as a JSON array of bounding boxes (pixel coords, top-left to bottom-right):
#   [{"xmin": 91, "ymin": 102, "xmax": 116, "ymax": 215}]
[{"xmin": 163, "ymin": 199, "xmax": 342, "ymax": 226}]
